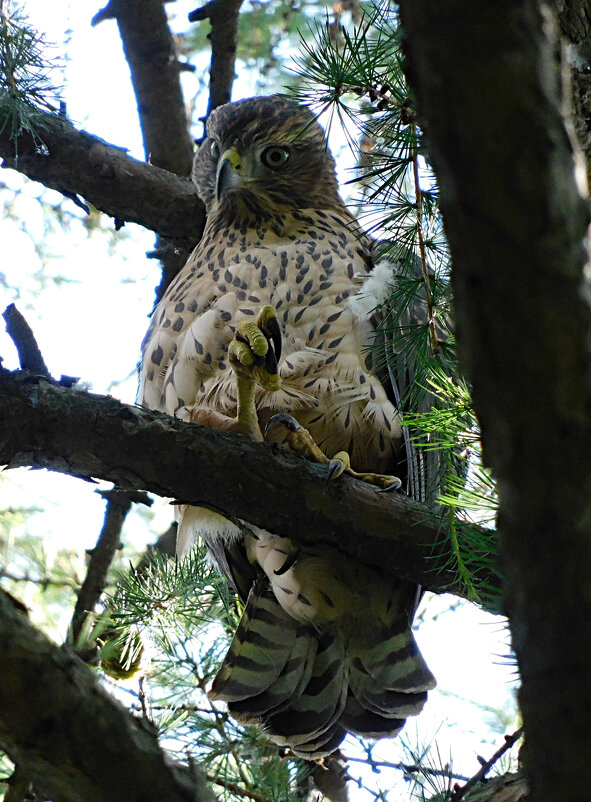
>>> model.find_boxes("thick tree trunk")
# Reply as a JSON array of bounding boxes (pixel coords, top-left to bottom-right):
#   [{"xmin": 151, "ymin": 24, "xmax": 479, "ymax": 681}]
[{"xmin": 399, "ymin": 2, "xmax": 591, "ymax": 799}]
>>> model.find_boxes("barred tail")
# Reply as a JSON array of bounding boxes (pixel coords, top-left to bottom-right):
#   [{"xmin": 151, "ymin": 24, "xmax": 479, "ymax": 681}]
[{"xmin": 209, "ymin": 579, "xmax": 435, "ymax": 759}]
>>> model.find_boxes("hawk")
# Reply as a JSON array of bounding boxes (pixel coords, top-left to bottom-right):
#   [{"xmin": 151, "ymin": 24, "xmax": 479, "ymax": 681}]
[{"xmin": 139, "ymin": 95, "xmax": 435, "ymax": 758}]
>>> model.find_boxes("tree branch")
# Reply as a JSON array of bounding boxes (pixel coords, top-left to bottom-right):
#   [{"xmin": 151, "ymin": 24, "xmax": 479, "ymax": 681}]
[
  {"xmin": 0, "ymin": 367, "xmax": 501, "ymax": 610},
  {"xmin": 0, "ymin": 110, "xmax": 205, "ymax": 250},
  {"xmin": 92, "ymin": 0, "xmax": 194, "ymax": 178},
  {"xmin": 91, "ymin": 0, "xmax": 198, "ymax": 298},
  {"xmin": 2, "ymin": 304, "xmax": 49, "ymax": 374},
  {"xmin": 0, "ymin": 589, "xmax": 215, "ymax": 802},
  {"xmin": 399, "ymin": 1, "xmax": 591, "ymax": 799},
  {"xmin": 189, "ymin": 0, "xmax": 244, "ymax": 115},
  {"xmin": 69, "ymin": 488, "xmax": 152, "ymax": 644}
]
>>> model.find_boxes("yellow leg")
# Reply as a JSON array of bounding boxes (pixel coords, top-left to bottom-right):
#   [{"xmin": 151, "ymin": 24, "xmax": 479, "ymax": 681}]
[{"xmin": 228, "ymin": 306, "xmax": 282, "ymax": 440}]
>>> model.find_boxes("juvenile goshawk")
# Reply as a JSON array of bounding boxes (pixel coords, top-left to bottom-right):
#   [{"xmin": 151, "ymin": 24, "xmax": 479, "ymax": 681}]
[{"xmin": 139, "ymin": 95, "xmax": 435, "ymax": 759}]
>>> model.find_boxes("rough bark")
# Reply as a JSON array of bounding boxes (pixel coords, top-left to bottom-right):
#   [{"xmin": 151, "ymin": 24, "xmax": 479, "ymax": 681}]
[
  {"xmin": 0, "ymin": 589, "xmax": 215, "ymax": 802},
  {"xmin": 189, "ymin": 0, "xmax": 244, "ymax": 116},
  {"xmin": 92, "ymin": 0, "xmax": 199, "ymax": 298},
  {"xmin": 0, "ymin": 368, "xmax": 500, "ymax": 608},
  {"xmin": 0, "ymin": 111, "xmax": 205, "ymax": 250},
  {"xmin": 399, "ymin": 1, "xmax": 591, "ymax": 800},
  {"xmin": 555, "ymin": 0, "xmax": 591, "ymax": 179},
  {"xmin": 92, "ymin": 0, "xmax": 194, "ymax": 177}
]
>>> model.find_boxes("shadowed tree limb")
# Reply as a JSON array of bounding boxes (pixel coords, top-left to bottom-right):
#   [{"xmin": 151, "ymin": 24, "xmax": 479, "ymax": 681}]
[
  {"xmin": 2, "ymin": 304, "xmax": 49, "ymax": 375},
  {"xmin": 0, "ymin": 367, "xmax": 501, "ymax": 610},
  {"xmin": 189, "ymin": 0, "xmax": 244, "ymax": 116},
  {"xmin": 91, "ymin": 0, "xmax": 199, "ymax": 299},
  {"xmin": 68, "ymin": 488, "xmax": 153, "ymax": 645},
  {"xmin": 92, "ymin": 0, "xmax": 194, "ymax": 178},
  {"xmin": 400, "ymin": 1, "xmax": 591, "ymax": 799},
  {"xmin": 0, "ymin": 589, "xmax": 215, "ymax": 802},
  {"xmin": 0, "ymin": 110, "xmax": 205, "ymax": 250}
]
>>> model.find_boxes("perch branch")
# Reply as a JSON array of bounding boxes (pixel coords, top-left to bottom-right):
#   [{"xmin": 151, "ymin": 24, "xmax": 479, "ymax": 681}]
[{"xmin": 0, "ymin": 367, "xmax": 501, "ymax": 610}]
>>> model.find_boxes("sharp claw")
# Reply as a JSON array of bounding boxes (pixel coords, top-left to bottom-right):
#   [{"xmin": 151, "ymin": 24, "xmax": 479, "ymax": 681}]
[
  {"xmin": 264, "ymin": 412, "xmax": 302, "ymax": 437},
  {"xmin": 274, "ymin": 545, "xmax": 301, "ymax": 575},
  {"xmin": 264, "ymin": 344, "xmax": 278, "ymax": 376},
  {"xmin": 327, "ymin": 459, "xmax": 347, "ymax": 480},
  {"xmin": 265, "ymin": 315, "xmax": 282, "ymax": 362},
  {"xmin": 378, "ymin": 478, "xmax": 403, "ymax": 492}
]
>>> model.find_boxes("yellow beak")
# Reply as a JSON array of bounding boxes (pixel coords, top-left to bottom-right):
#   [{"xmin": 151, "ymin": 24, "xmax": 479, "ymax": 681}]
[{"xmin": 216, "ymin": 146, "xmax": 243, "ymax": 200}]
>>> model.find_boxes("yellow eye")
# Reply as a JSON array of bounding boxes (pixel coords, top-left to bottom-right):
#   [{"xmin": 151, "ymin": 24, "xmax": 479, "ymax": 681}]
[
  {"xmin": 210, "ymin": 140, "xmax": 220, "ymax": 159},
  {"xmin": 261, "ymin": 146, "xmax": 290, "ymax": 169}
]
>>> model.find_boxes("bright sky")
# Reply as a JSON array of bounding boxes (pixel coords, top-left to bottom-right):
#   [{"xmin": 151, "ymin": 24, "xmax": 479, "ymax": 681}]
[{"xmin": 0, "ymin": 1, "xmax": 519, "ymax": 796}]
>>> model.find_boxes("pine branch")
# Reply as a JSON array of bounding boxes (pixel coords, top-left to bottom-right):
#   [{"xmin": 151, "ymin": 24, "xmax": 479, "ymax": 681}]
[
  {"xmin": 0, "ymin": 107, "xmax": 205, "ymax": 249},
  {"xmin": 0, "ymin": 588, "xmax": 215, "ymax": 802},
  {"xmin": 400, "ymin": 1, "xmax": 591, "ymax": 799},
  {"xmin": 450, "ymin": 728, "xmax": 523, "ymax": 801},
  {"xmin": 0, "ymin": 365, "xmax": 501, "ymax": 610}
]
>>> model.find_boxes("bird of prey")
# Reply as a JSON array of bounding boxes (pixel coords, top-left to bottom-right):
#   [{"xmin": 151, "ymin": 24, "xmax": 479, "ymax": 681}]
[{"xmin": 139, "ymin": 94, "xmax": 435, "ymax": 759}]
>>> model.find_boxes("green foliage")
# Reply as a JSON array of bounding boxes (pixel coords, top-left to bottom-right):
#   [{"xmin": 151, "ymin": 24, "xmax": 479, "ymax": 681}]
[
  {"xmin": 88, "ymin": 548, "xmax": 316, "ymax": 802},
  {"xmin": 0, "ymin": 0, "xmax": 62, "ymax": 142},
  {"xmin": 290, "ymin": 4, "xmax": 501, "ymax": 608}
]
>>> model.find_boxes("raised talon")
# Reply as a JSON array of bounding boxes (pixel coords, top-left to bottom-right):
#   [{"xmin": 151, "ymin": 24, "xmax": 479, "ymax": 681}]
[
  {"xmin": 256, "ymin": 304, "xmax": 282, "ymax": 363},
  {"xmin": 229, "ymin": 306, "xmax": 282, "ymax": 392}
]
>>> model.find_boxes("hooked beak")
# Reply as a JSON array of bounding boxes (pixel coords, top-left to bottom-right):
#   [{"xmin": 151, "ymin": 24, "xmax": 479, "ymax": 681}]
[{"xmin": 216, "ymin": 146, "xmax": 243, "ymax": 200}]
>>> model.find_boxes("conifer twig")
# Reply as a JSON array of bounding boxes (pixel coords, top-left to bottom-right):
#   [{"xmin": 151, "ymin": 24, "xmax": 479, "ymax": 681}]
[
  {"xmin": 345, "ymin": 753, "xmax": 469, "ymax": 783},
  {"xmin": 206, "ymin": 775, "xmax": 272, "ymax": 802},
  {"xmin": 0, "ymin": 568, "xmax": 80, "ymax": 590},
  {"xmin": 450, "ymin": 727, "xmax": 523, "ymax": 800}
]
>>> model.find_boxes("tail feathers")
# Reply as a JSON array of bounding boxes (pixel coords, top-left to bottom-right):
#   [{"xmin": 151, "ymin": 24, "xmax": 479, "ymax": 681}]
[
  {"xmin": 288, "ymin": 723, "xmax": 348, "ymax": 760},
  {"xmin": 353, "ymin": 624, "xmax": 436, "ymax": 694},
  {"xmin": 264, "ymin": 633, "xmax": 348, "ymax": 746},
  {"xmin": 210, "ymin": 582, "xmax": 435, "ymax": 759},
  {"xmin": 229, "ymin": 629, "xmax": 318, "ymax": 722},
  {"xmin": 341, "ymin": 694, "xmax": 406, "ymax": 739},
  {"xmin": 210, "ymin": 582, "xmax": 303, "ymax": 703}
]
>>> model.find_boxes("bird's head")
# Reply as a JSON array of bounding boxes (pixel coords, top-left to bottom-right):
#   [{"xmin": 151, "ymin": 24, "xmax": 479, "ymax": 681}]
[{"xmin": 192, "ymin": 95, "xmax": 343, "ymax": 225}]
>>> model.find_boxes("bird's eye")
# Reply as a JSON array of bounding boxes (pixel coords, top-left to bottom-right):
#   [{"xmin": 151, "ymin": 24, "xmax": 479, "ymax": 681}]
[
  {"xmin": 210, "ymin": 140, "xmax": 220, "ymax": 159},
  {"xmin": 261, "ymin": 146, "xmax": 290, "ymax": 169}
]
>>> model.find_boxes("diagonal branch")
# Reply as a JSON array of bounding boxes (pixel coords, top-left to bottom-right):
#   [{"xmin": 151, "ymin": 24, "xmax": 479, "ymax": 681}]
[
  {"xmin": 0, "ymin": 367, "xmax": 501, "ymax": 610},
  {"xmin": 0, "ymin": 109, "xmax": 205, "ymax": 249},
  {"xmin": 0, "ymin": 588, "xmax": 215, "ymax": 802},
  {"xmin": 68, "ymin": 488, "xmax": 152, "ymax": 644}
]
